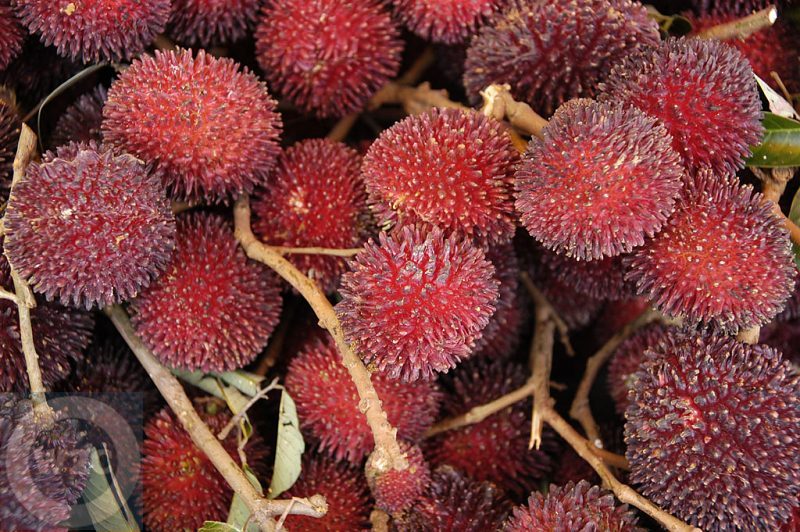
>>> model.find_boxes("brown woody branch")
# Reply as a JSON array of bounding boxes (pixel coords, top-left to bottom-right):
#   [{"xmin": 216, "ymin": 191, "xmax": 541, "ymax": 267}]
[
  {"xmin": 480, "ymin": 84, "xmax": 547, "ymax": 140},
  {"xmin": 528, "ymin": 288, "xmax": 556, "ymax": 450},
  {"xmin": 696, "ymin": 5, "xmax": 777, "ymax": 41},
  {"xmin": 269, "ymin": 245, "xmax": 362, "ymax": 257}
]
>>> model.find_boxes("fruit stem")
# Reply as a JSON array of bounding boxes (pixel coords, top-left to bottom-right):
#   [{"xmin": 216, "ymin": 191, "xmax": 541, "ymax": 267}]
[
  {"xmin": 270, "ymin": 245, "xmax": 362, "ymax": 257},
  {"xmin": 480, "ymin": 83, "xmax": 547, "ymax": 140},
  {"xmin": 697, "ymin": 5, "xmax": 777, "ymax": 41},
  {"xmin": 527, "ymin": 283, "xmax": 557, "ymax": 451},
  {"xmin": 233, "ymin": 195, "xmax": 409, "ymax": 473},
  {"xmin": 521, "ymin": 272, "xmax": 574, "ymax": 356}
]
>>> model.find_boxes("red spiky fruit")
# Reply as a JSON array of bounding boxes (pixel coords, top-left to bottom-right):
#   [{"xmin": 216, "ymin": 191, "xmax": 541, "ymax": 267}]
[
  {"xmin": 397, "ymin": 466, "xmax": 511, "ymax": 531},
  {"xmin": 0, "ymin": 41, "xmax": 79, "ymax": 109},
  {"xmin": 50, "ymin": 85, "xmax": 107, "ymax": 148},
  {"xmin": 601, "ymin": 37, "xmax": 763, "ymax": 174},
  {"xmin": 285, "ymin": 337, "xmax": 442, "ymax": 463},
  {"xmin": 337, "ymin": 226, "xmax": 499, "ymax": 381},
  {"xmin": 0, "ymin": 1, "xmax": 23, "ymax": 70},
  {"xmin": 367, "ymin": 441, "xmax": 431, "ymax": 515},
  {"xmin": 503, "ymin": 480, "xmax": 640, "ymax": 531},
  {"xmin": 539, "ymin": 249, "xmax": 630, "ymax": 301},
  {"xmin": 426, "ymin": 358, "xmax": 556, "ymax": 496},
  {"xmin": 252, "ymin": 139, "xmax": 371, "ymax": 293},
  {"xmin": 607, "ymin": 323, "xmax": 673, "ymax": 416},
  {"xmin": 0, "ymin": 90, "xmax": 19, "ymax": 195},
  {"xmin": 778, "ymin": 272, "xmax": 800, "ymax": 322},
  {"xmin": 390, "ymin": 0, "xmax": 504, "ymax": 44},
  {"xmin": 625, "ymin": 332, "xmax": 800, "ymax": 530},
  {"xmin": 464, "ymin": 0, "xmax": 659, "ymax": 115},
  {"xmin": 515, "ymin": 99, "xmax": 684, "ymax": 261},
  {"xmin": 130, "ymin": 212, "xmax": 282, "ymax": 372},
  {"xmin": 761, "ymin": 317, "xmax": 800, "ymax": 368},
  {"xmin": 254, "ymin": 0, "xmax": 402, "ymax": 118},
  {"xmin": 363, "ymin": 108, "xmax": 518, "ymax": 245},
  {"xmin": 5, "ymin": 142, "xmax": 175, "ymax": 309},
  {"xmin": 168, "ymin": 0, "xmax": 261, "ymax": 46},
  {"xmin": 283, "ymin": 454, "xmax": 372, "ymax": 531},
  {"xmin": 13, "ymin": 0, "xmax": 171, "ymax": 63},
  {"xmin": 625, "ymin": 170, "xmax": 796, "ymax": 332},
  {"xmin": 553, "ymin": 447, "xmax": 600, "ymax": 486},
  {"xmin": 142, "ymin": 402, "xmax": 270, "ymax": 532},
  {"xmin": 102, "ymin": 49, "xmax": 282, "ymax": 203}
]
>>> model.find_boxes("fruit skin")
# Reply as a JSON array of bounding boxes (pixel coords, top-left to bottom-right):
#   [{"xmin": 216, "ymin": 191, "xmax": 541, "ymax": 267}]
[
  {"xmin": 0, "ymin": 1, "xmax": 23, "ymax": 70},
  {"xmin": 539, "ymin": 250, "xmax": 630, "ymax": 301},
  {"xmin": 285, "ymin": 337, "xmax": 442, "ymax": 463},
  {"xmin": 625, "ymin": 169, "xmax": 796, "ymax": 332},
  {"xmin": 252, "ymin": 139, "xmax": 372, "ymax": 293},
  {"xmin": 503, "ymin": 480, "xmax": 641, "ymax": 531},
  {"xmin": 0, "ymin": 40, "xmax": 79, "ymax": 109},
  {"xmin": 425, "ymin": 357, "xmax": 556, "ymax": 496},
  {"xmin": 255, "ymin": 0, "xmax": 402, "ymax": 118},
  {"xmin": 168, "ymin": 0, "xmax": 261, "ymax": 46},
  {"xmin": 283, "ymin": 453, "xmax": 372, "ymax": 531},
  {"xmin": 625, "ymin": 332, "xmax": 800, "ymax": 531},
  {"xmin": 367, "ymin": 441, "xmax": 430, "ymax": 515},
  {"xmin": 12, "ymin": 0, "xmax": 171, "ymax": 63},
  {"xmin": 515, "ymin": 98, "xmax": 684, "ymax": 261},
  {"xmin": 0, "ymin": 90, "xmax": 20, "ymax": 196},
  {"xmin": 390, "ymin": 0, "xmax": 505, "ymax": 44},
  {"xmin": 49, "ymin": 85, "xmax": 107, "ymax": 148},
  {"xmin": 130, "ymin": 212, "xmax": 282, "ymax": 372},
  {"xmin": 464, "ymin": 0, "xmax": 660, "ymax": 115},
  {"xmin": 337, "ymin": 226, "xmax": 499, "ymax": 381},
  {"xmin": 601, "ymin": 37, "xmax": 763, "ymax": 175},
  {"xmin": 102, "ymin": 49, "xmax": 283, "ymax": 203},
  {"xmin": 142, "ymin": 402, "xmax": 270, "ymax": 532},
  {"xmin": 5, "ymin": 142, "xmax": 176, "ymax": 309},
  {"xmin": 363, "ymin": 108, "xmax": 518, "ymax": 245}
]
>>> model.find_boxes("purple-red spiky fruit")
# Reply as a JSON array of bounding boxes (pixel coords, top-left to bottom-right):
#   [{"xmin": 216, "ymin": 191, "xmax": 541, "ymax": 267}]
[
  {"xmin": 102, "ymin": 49, "xmax": 282, "ymax": 203},
  {"xmin": 464, "ymin": 0, "xmax": 659, "ymax": 115},
  {"xmin": 0, "ymin": 90, "xmax": 19, "ymax": 195},
  {"xmin": 390, "ymin": 0, "xmax": 504, "ymax": 44},
  {"xmin": 367, "ymin": 441, "xmax": 431, "ymax": 515},
  {"xmin": 285, "ymin": 337, "xmax": 442, "ymax": 463},
  {"xmin": 397, "ymin": 466, "xmax": 511, "ymax": 531},
  {"xmin": 13, "ymin": 0, "xmax": 171, "ymax": 63},
  {"xmin": 337, "ymin": 226, "xmax": 499, "ymax": 381},
  {"xmin": 503, "ymin": 480, "xmax": 641, "ymax": 531},
  {"xmin": 5, "ymin": 142, "xmax": 175, "ymax": 309},
  {"xmin": 130, "ymin": 212, "xmax": 282, "ymax": 372},
  {"xmin": 168, "ymin": 0, "xmax": 261, "ymax": 46},
  {"xmin": 252, "ymin": 139, "xmax": 371, "ymax": 293},
  {"xmin": 601, "ymin": 37, "xmax": 763, "ymax": 174},
  {"xmin": 761, "ymin": 317, "xmax": 800, "ymax": 369},
  {"xmin": 50, "ymin": 85, "xmax": 107, "ymax": 148},
  {"xmin": 0, "ymin": 1, "xmax": 23, "ymax": 70},
  {"xmin": 426, "ymin": 358, "xmax": 556, "ymax": 496},
  {"xmin": 0, "ymin": 41, "xmax": 79, "ymax": 109},
  {"xmin": 607, "ymin": 323, "xmax": 673, "ymax": 416},
  {"xmin": 283, "ymin": 454, "xmax": 372, "ymax": 531},
  {"xmin": 363, "ymin": 108, "xmax": 518, "ymax": 245},
  {"xmin": 255, "ymin": 0, "xmax": 402, "ymax": 118},
  {"xmin": 515, "ymin": 99, "xmax": 683, "ymax": 261},
  {"xmin": 539, "ymin": 249, "xmax": 630, "ymax": 301},
  {"xmin": 625, "ymin": 332, "xmax": 800, "ymax": 530},
  {"xmin": 142, "ymin": 402, "xmax": 270, "ymax": 532},
  {"xmin": 625, "ymin": 170, "xmax": 796, "ymax": 332}
]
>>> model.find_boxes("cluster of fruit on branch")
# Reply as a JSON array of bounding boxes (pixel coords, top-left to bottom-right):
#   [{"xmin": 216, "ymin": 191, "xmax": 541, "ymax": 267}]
[{"xmin": 0, "ymin": 0, "xmax": 799, "ymax": 530}]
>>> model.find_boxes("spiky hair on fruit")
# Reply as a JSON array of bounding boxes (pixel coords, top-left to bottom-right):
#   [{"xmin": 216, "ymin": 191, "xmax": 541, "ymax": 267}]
[
  {"xmin": 4, "ymin": 142, "xmax": 175, "ymax": 309},
  {"xmin": 539, "ymin": 249, "xmax": 630, "ymax": 301},
  {"xmin": 13, "ymin": 0, "xmax": 171, "ymax": 63},
  {"xmin": 0, "ymin": 40, "xmax": 79, "ymax": 108},
  {"xmin": 607, "ymin": 323, "xmax": 673, "ymax": 416},
  {"xmin": 425, "ymin": 357, "xmax": 557, "ymax": 496},
  {"xmin": 363, "ymin": 107, "xmax": 518, "ymax": 245},
  {"xmin": 503, "ymin": 480, "xmax": 641, "ymax": 531},
  {"xmin": 0, "ymin": 89, "xmax": 19, "ymax": 195},
  {"xmin": 283, "ymin": 454, "xmax": 372, "ymax": 531},
  {"xmin": 625, "ymin": 332, "xmax": 800, "ymax": 530},
  {"xmin": 130, "ymin": 212, "xmax": 282, "ymax": 372},
  {"xmin": 102, "ymin": 49, "xmax": 282, "ymax": 203},
  {"xmin": 49, "ymin": 85, "xmax": 107, "ymax": 148},
  {"xmin": 515, "ymin": 98, "xmax": 683, "ymax": 261},
  {"xmin": 463, "ymin": 0, "xmax": 659, "ymax": 115},
  {"xmin": 0, "ymin": 1, "xmax": 23, "ymax": 70},
  {"xmin": 396, "ymin": 466, "xmax": 512, "ymax": 531},
  {"xmin": 367, "ymin": 441, "xmax": 431, "ymax": 515},
  {"xmin": 390, "ymin": 0, "xmax": 504, "ymax": 44},
  {"xmin": 142, "ymin": 401, "xmax": 270, "ymax": 532},
  {"xmin": 285, "ymin": 337, "xmax": 442, "ymax": 463},
  {"xmin": 0, "ymin": 396, "xmax": 91, "ymax": 531},
  {"xmin": 337, "ymin": 225, "xmax": 499, "ymax": 381},
  {"xmin": 255, "ymin": 0, "xmax": 402, "ymax": 118},
  {"xmin": 760, "ymin": 317, "xmax": 800, "ymax": 369},
  {"xmin": 252, "ymin": 139, "xmax": 371, "ymax": 293},
  {"xmin": 553, "ymin": 447, "xmax": 600, "ymax": 486},
  {"xmin": 168, "ymin": 0, "xmax": 262, "ymax": 46},
  {"xmin": 601, "ymin": 37, "xmax": 763, "ymax": 175},
  {"xmin": 625, "ymin": 169, "xmax": 796, "ymax": 332},
  {"xmin": 777, "ymin": 272, "xmax": 800, "ymax": 322}
]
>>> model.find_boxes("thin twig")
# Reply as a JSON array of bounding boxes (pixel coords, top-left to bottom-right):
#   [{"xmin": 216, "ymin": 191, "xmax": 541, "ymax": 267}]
[
  {"xmin": 696, "ymin": 5, "xmax": 777, "ymax": 40},
  {"xmin": 270, "ymin": 245, "xmax": 362, "ymax": 257},
  {"xmin": 0, "ymin": 286, "xmax": 19, "ymax": 304},
  {"xmin": 520, "ymin": 272, "xmax": 574, "ymax": 357},
  {"xmin": 327, "ymin": 113, "xmax": 359, "ymax": 142},
  {"xmin": 368, "ymin": 82, "xmax": 468, "ymax": 115},
  {"xmin": 218, "ymin": 378, "xmax": 281, "ymax": 440},
  {"xmin": 528, "ymin": 293, "xmax": 555, "ymax": 450},
  {"xmin": 569, "ymin": 309, "xmax": 659, "ymax": 447},
  {"xmin": 480, "ymin": 83, "xmax": 547, "ymax": 139},
  {"xmin": 234, "ymin": 196, "xmax": 408, "ymax": 473}
]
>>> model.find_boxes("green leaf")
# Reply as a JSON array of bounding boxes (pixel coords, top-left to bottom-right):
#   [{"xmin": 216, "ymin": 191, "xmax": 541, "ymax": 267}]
[
  {"xmin": 226, "ymin": 465, "xmax": 263, "ymax": 532},
  {"xmin": 790, "ymin": 187, "xmax": 800, "ymax": 270},
  {"xmin": 747, "ymin": 112, "xmax": 800, "ymax": 167},
  {"xmin": 269, "ymin": 389, "xmax": 304, "ymax": 498},
  {"xmin": 218, "ymin": 370, "xmax": 265, "ymax": 397},
  {"xmin": 199, "ymin": 521, "xmax": 239, "ymax": 532},
  {"xmin": 82, "ymin": 448, "xmax": 140, "ymax": 532}
]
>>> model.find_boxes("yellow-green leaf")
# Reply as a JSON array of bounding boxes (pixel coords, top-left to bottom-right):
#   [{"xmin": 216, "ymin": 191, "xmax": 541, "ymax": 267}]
[
  {"xmin": 268, "ymin": 389, "xmax": 304, "ymax": 498},
  {"xmin": 747, "ymin": 113, "xmax": 800, "ymax": 168}
]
